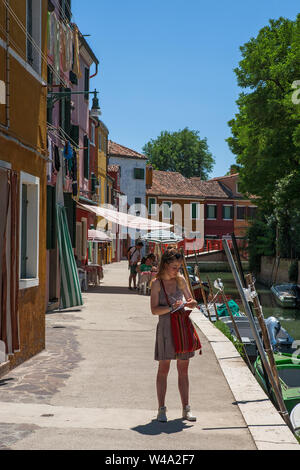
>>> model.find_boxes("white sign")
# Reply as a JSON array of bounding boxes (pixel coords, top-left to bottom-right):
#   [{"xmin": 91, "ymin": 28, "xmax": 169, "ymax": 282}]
[{"xmin": 0, "ymin": 80, "xmax": 5, "ymax": 104}]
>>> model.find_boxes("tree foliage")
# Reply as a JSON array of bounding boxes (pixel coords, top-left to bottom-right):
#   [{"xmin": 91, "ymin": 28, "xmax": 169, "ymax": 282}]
[
  {"xmin": 227, "ymin": 15, "xmax": 300, "ymax": 212},
  {"xmin": 143, "ymin": 128, "xmax": 215, "ymax": 179}
]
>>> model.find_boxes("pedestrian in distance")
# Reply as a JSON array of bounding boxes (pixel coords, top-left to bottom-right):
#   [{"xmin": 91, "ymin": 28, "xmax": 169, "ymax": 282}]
[
  {"xmin": 150, "ymin": 246, "xmax": 198, "ymax": 423},
  {"xmin": 128, "ymin": 241, "xmax": 144, "ymax": 290}
]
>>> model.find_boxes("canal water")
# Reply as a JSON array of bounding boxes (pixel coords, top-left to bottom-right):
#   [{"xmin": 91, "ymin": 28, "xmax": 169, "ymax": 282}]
[{"xmin": 203, "ymin": 271, "xmax": 300, "ymax": 342}]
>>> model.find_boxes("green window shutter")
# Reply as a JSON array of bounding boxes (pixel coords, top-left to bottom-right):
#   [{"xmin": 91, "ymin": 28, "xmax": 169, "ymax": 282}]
[
  {"xmin": 134, "ymin": 168, "xmax": 145, "ymax": 179},
  {"xmin": 148, "ymin": 198, "xmax": 156, "ymax": 215},
  {"xmin": 84, "ymin": 135, "xmax": 90, "ymax": 179},
  {"xmin": 26, "ymin": 0, "xmax": 33, "ymax": 65},
  {"xmin": 70, "ymin": 125, "xmax": 79, "ymax": 146},
  {"xmin": 46, "ymin": 185, "xmax": 56, "ymax": 250},
  {"xmin": 84, "ymin": 68, "xmax": 90, "ymax": 100},
  {"xmin": 192, "ymin": 203, "xmax": 198, "ymax": 219},
  {"xmin": 63, "ymin": 193, "xmax": 76, "ymax": 248},
  {"xmin": 223, "ymin": 206, "xmax": 233, "ymax": 220},
  {"xmin": 21, "ymin": 184, "xmax": 28, "ymax": 277},
  {"xmin": 91, "ymin": 173, "xmax": 96, "ymax": 193}
]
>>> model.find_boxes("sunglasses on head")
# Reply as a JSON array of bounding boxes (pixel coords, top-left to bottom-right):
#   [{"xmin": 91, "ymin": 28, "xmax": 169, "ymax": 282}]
[{"xmin": 165, "ymin": 253, "xmax": 182, "ymax": 262}]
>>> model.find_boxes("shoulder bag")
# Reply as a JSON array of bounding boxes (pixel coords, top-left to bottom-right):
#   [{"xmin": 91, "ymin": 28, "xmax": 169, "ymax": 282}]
[{"xmin": 160, "ymin": 280, "xmax": 202, "ymax": 355}]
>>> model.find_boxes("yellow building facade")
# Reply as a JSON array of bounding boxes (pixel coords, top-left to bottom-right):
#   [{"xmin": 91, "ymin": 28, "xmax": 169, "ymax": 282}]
[
  {"xmin": 95, "ymin": 119, "xmax": 112, "ymax": 264},
  {"xmin": 0, "ymin": 0, "xmax": 48, "ymax": 369}
]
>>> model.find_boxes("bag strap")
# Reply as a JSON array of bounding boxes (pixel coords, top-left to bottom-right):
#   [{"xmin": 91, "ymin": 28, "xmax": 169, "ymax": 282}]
[
  {"xmin": 160, "ymin": 280, "xmax": 171, "ymax": 307},
  {"xmin": 129, "ymin": 247, "xmax": 137, "ymax": 260}
]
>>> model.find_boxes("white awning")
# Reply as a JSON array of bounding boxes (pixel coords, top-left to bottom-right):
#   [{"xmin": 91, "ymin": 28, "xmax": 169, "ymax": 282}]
[
  {"xmin": 141, "ymin": 230, "xmax": 183, "ymax": 243},
  {"xmin": 88, "ymin": 229, "xmax": 112, "ymax": 242},
  {"xmin": 77, "ymin": 203, "xmax": 173, "ymax": 230}
]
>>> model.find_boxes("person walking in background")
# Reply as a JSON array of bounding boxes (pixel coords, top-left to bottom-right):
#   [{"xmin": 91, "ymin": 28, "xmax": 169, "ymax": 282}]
[
  {"xmin": 128, "ymin": 241, "xmax": 144, "ymax": 290},
  {"xmin": 150, "ymin": 246, "xmax": 198, "ymax": 423}
]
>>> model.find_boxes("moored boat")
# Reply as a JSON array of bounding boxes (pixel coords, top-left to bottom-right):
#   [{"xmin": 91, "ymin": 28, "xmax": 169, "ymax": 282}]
[
  {"xmin": 219, "ymin": 315, "xmax": 294, "ymax": 360},
  {"xmin": 254, "ymin": 353, "xmax": 300, "ymax": 414},
  {"xmin": 270, "ymin": 284, "xmax": 300, "ymax": 308},
  {"xmin": 290, "ymin": 403, "xmax": 300, "ymax": 435},
  {"xmin": 199, "ymin": 299, "xmax": 245, "ymax": 322}
]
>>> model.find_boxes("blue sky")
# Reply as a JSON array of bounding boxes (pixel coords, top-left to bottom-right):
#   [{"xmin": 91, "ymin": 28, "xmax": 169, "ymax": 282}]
[{"xmin": 71, "ymin": 0, "xmax": 299, "ymax": 178}]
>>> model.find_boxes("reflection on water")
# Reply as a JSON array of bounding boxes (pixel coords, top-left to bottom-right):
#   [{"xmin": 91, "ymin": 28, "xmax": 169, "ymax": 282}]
[{"xmin": 204, "ymin": 271, "xmax": 300, "ymax": 341}]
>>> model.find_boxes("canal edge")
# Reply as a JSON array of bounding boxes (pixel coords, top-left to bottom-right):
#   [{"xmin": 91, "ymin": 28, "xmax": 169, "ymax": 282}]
[{"xmin": 190, "ymin": 308, "xmax": 300, "ymax": 450}]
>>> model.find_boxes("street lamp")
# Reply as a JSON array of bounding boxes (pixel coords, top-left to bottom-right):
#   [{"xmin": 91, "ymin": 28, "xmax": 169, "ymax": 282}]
[
  {"xmin": 90, "ymin": 89, "xmax": 101, "ymax": 117},
  {"xmin": 47, "ymin": 89, "xmax": 100, "ymax": 109}
]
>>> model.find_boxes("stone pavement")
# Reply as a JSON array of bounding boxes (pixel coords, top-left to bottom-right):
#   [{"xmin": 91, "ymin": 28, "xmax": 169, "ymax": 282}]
[{"xmin": 0, "ymin": 261, "xmax": 298, "ymax": 450}]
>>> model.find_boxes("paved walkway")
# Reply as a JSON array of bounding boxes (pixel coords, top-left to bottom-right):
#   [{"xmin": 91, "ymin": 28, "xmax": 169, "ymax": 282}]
[{"xmin": 0, "ymin": 261, "xmax": 298, "ymax": 450}]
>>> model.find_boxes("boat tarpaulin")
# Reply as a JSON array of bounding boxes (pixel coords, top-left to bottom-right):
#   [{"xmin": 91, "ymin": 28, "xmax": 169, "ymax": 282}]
[
  {"xmin": 77, "ymin": 203, "xmax": 173, "ymax": 230},
  {"xmin": 56, "ymin": 204, "xmax": 83, "ymax": 309},
  {"xmin": 88, "ymin": 229, "xmax": 111, "ymax": 242}
]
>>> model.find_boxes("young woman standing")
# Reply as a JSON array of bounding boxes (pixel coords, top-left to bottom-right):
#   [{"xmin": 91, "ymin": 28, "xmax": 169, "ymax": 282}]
[{"xmin": 150, "ymin": 247, "xmax": 198, "ymax": 422}]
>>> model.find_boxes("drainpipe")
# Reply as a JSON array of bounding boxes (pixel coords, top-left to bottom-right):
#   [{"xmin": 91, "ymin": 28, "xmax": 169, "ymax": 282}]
[
  {"xmin": 89, "ymin": 62, "xmax": 98, "ymax": 79},
  {"xmin": 5, "ymin": 0, "xmax": 10, "ymax": 128}
]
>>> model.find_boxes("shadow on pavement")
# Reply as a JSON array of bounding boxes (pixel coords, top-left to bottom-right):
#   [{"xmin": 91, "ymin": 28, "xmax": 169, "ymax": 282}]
[
  {"xmin": 86, "ymin": 286, "xmax": 142, "ymax": 295},
  {"xmin": 131, "ymin": 419, "xmax": 193, "ymax": 436}
]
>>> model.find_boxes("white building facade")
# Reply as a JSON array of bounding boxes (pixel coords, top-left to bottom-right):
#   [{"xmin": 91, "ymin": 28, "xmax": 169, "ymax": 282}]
[{"xmin": 108, "ymin": 141, "xmax": 148, "ymax": 244}]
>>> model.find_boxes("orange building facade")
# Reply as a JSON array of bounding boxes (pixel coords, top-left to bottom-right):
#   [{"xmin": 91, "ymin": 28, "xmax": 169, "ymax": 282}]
[{"xmin": 0, "ymin": 0, "xmax": 48, "ymax": 370}]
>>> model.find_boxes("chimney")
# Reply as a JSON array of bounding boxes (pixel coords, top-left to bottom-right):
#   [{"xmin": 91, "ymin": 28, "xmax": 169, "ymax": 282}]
[{"xmin": 146, "ymin": 165, "xmax": 153, "ymax": 189}]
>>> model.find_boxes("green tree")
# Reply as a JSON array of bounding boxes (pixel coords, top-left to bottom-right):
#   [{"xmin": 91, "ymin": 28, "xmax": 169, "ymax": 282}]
[
  {"xmin": 227, "ymin": 15, "xmax": 300, "ymax": 211},
  {"xmin": 143, "ymin": 128, "xmax": 214, "ymax": 179},
  {"xmin": 273, "ymin": 170, "xmax": 300, "ymax": 258}
]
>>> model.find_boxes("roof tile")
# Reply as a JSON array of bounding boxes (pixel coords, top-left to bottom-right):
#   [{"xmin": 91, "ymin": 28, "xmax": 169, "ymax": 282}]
[{"xmin": 108, "ymin": 140, "xmax": 147, "ymax": 160}]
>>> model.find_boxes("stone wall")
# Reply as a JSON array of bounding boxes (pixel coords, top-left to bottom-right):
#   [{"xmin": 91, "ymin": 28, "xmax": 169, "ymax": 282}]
[{"xmin": 258, "ymin": 256, "xmax": 300, "ymax": 286}]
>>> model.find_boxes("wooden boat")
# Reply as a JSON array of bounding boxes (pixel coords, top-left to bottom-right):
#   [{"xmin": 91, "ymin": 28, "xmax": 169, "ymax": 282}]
[
  {"xmin": 270, "ymin": 283, "xmax": 300, "ymax": 308},
  {"xmin": 220, "ymin": 315, "xmax": 260, "ymax": 358},
  {"xmin": 219, "ymin": 315, "xmax": 294, "ymax": 360},
  {"xmin": 254, "ymin": 353, "xmax": 300, "ymax": 414},
  {"xmin": 290, "ymin": 403, "xmax": 300, "ymax": 435}
]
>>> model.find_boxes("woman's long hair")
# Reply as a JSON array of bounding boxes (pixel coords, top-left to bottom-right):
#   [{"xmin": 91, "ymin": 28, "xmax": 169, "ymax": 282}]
[{"xmin": 155, "ymin": 245, "xmax": 185, "ymax": 289}]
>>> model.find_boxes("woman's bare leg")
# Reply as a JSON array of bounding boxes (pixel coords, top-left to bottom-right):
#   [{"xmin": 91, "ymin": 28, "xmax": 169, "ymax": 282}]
[
  {"xmin": 156, "ymin": 360, "xmax": 171, "ymax": 408},
  {"xmin": 177, "ymin": 359, "xmax": 190, "ymax": 408}
]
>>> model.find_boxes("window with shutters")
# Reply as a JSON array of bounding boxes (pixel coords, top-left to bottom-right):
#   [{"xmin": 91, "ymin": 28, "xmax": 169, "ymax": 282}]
[
  {"xmin": 63, "ymin": 193, "xmax": 76, "ymax": 248},
  {"xmin": 236, "ymin": 206, "xmax": 246, "ymax": 220},
  {"xmin": 46, "ymin": 186, "xmax": 56, "ymax": 250},
  {"xmin": 191, "ymin": 202, "xmax": 200, "ymax": 220},
  {"xmin": 59, "ymin": 0, "xmax": 72, "ymax": 22},
  {"xmin": 81, "ymin": 218, "xmax": 87, "ymax": 261},
  {"xmin": 206, "ymin": 204, "xmax": 217, "ymax": 220},
  {"xmin": 162, "ymin": 201, "xmax": 172, "ymax": 220},
  {"xmin": 133, "ymin": 168, "xmax": 145, "ymax": 180},
  {"xmin": 90, "ymin": 123, "xmax": 95, "ymax": 146},
  {"xmin": 222, "ymin": 205, "xmax": 233, "ymax": 220},
  {"xmin": 26, "ymin": 0, "xmax": 42, "ymax": 74},
  {"xmin": 76, "ymin": 222, "xmax": 82, "ymax": 259},
  {"xmin": 60, "ymin": 88, "xmax": 71, "ymax": 138},
  {"xmin": 84, "ymin": 68, "xmax": 90, "ymax": 100},
  {"xmin": 20, "ymin": 172, "xmax": 40, "ymax": 289},
  {"xmin": 248, "ymin": 206, "xmax": 257, "ymax": 219},
  {"xmin": 148, "ymin": 197, "xmax": 157, "ymax": 216},
  {"xmin": 84, "ymin": 135, "xmax": 90, "ymax": 179},
  {"xmin": 70, "ymin": 125, "xmax": 79, "ymax": 146}
]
